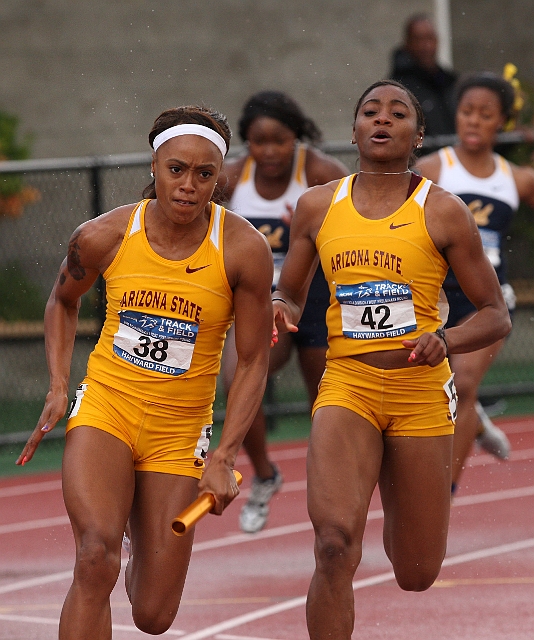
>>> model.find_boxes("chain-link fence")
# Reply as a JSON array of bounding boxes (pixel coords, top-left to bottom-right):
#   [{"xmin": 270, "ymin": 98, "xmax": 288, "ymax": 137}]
[{"xmin": 1, "ymin": 134, "xmax": 533, "ymax": 446}]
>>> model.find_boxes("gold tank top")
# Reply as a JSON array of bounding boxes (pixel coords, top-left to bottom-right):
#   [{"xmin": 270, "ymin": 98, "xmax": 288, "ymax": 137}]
[
  {"xmin": 87, "ymin": 200, "xmax": 233, "ymax": 407},
  {"xmin": 315, "ymin": 175, "xmax": 448, "ymax": 360}
]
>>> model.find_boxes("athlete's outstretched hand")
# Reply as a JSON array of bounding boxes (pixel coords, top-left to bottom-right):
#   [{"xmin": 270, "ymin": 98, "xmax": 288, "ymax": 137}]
[
  {"xmin": 272, "ymin": 298, "xmax": 299, "ymax": 346},
  {"xmin": 402, "ymin": 331, "xmax": 447, "ymax": 367},
  {"xmin": 16, "ymin": 388, "xmax": 69, "ymax": 466}
]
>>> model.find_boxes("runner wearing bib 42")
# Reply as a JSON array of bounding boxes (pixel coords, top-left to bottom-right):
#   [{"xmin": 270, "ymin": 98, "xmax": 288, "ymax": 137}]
[{"xmin": 313, "ymin": 173, "xmax": 456, "ymax": 436}]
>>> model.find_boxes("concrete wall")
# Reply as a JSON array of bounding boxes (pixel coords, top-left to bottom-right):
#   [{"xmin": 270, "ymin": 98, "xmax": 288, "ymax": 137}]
[
  {"xmin": 451, "ymin": 0, "xmax": 534, "ymax": 85},
  {"xmin": 1, "ymin": 1, "xmax": 533, "ymax": 160},
  {"xmin": 0, "ymin": 0, "xmax": 431, "ymax": 158}
]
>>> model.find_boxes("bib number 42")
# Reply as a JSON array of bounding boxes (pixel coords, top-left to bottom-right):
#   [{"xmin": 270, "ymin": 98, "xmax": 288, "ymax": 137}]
[{"xmin": 360, "ymin": 305, "xmax": 393, "ymax": 331}]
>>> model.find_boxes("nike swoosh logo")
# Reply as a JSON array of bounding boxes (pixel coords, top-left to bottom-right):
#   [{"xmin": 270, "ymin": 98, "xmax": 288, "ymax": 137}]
[
  {"xmin": 389, "ymin": 222, "xmax": 414, "ymax": 230},
  {"xmin": 185, "ymin": 264, "xmax": 211, "ymax": 273}
]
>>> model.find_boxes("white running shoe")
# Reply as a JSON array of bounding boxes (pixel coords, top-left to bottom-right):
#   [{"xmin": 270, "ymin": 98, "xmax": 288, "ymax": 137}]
[
  {"xmin": 122, "ymin": 533, "xmax": 131, "ymax": 555},
  {"xmin": 239, "ymin": 465, "xmax": 283, "ymax": 533},
  {"xmin": 475, "ymin": 401, "xmax": 511, "ymax": 460}
]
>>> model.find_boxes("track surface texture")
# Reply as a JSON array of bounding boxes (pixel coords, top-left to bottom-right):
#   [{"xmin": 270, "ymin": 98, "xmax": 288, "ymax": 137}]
[{"xmin": 1, "ymin": 415, "xmax": 533, "ymax": 639}]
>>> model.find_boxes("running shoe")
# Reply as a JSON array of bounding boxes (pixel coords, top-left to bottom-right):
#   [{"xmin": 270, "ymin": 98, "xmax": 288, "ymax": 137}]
[
  {"xmin": 475, "ymin": 401, "xmax": 511, "ymax": 460},
  {"xmin": 239, "ymin": 465, "xmax": 283, "ymax": 533},
  {"xmin": 122, "ymin": 533, "xmax": 131, "ymax": 555}
]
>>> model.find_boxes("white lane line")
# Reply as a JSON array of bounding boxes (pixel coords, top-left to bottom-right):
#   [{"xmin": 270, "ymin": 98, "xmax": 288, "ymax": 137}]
[
  {"xmin": 441, "ymin": 537, "xmax": 534, "ymax": 567},
  {"xmin": 0, "ymin": 479, "xmax": 62, "ymax": 499},
  {"xmin": 234, "ymin": 448, "xmax": 307, "ymax": 468},
  {"xmin": 0, "ymin": 613, "xmax": 185, "ymax": 635},
  {"xmin": 468, "ymin": 447, "xmax": 534, "ymax": 467},
  {"xmin": 216, "ymin": 635, "xmax": 284, "ymax": 640},
  {"xmin": 237, "ymin": 479, "xmax": 306, "ymax": 501},
  {"xmin": 453, "ymin": 484, "xmax": 534, "ymax": 506},
  {"xmin": 1, "ymin": 483, "xmax": 533, "ymax": 594},
  {"xmin": 0, "ymin": 515, "xmax": 69, "ymax": 535},
  {"xmin": 192, "ymin": 508, "xmax": 384, "ymax": 553},
  {"xmin": 0, "ymin": 481, "xmax": 308, "ymax": 536},
  {"xmin": 174, "ymin": 537, "xmax": 534, "ymax": 640},
  {"xmin": 6, "ymin": 474, "xmax": 533, "ymax": 540},
  {"xmin": 0, "ymin": 570, "xmax": 73, "ymax": 595}
]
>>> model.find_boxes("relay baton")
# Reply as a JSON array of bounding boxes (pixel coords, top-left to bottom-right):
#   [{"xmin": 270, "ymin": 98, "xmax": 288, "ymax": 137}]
[{"xmin": 171, "ymin": 470, "xmax": 242, "ymax": 536}]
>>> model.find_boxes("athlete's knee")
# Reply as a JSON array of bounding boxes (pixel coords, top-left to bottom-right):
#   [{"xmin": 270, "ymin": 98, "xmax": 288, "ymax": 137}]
[
  {"xmin": 74, "ymin": 536, "xmax": 121, "ymax": 592},
  {"xmin": 132, "ymin": 604, "xmax": 177, "ymax": 635},
  {"xmin": 394, "ymin": 560, "xmax": 442, "ymax": 592},
  {"xmin": 452, "ymin": 369, "xmax": 479, "ymax": 400},
  {"xmin": 314, "ymin": 525, "xmax": 361, "ymax": 576}
]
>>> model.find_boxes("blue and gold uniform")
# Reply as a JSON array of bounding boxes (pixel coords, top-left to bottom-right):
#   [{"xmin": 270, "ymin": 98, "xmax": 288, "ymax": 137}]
[
  {"xmin": 230, "ymin": 142, "xmax": 329, "ymax": 348},
  {"xmin": 438, "ymin": 146, "xmax": 519, "ymax": 326},
  {"xmin": 312, "ymin": 175, "xmax": 456, "ymax": 436},
  {"xmin": 67, "ymin": 200, "xmax": 234, "ymax": 477}
]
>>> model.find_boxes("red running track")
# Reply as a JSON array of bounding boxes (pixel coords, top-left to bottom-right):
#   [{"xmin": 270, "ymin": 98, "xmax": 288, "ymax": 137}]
[{"xmin": 0, "ymin": 415, "xmax": 533, "ymax": 639}]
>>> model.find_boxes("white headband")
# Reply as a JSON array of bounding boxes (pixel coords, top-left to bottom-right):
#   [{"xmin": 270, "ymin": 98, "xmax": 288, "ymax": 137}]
[{"xmin": 152, "ymin": 124, "xmax": 227, "ymax": 157}]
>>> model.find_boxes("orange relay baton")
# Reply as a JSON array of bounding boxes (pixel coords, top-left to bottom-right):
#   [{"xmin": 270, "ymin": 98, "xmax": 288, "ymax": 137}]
[{"xmin": 171, "ymin": 470, "xmax": 242, "ymax": 536}]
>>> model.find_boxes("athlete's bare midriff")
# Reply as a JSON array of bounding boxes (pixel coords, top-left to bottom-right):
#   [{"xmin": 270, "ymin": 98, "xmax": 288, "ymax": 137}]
[{"xmin": 350, "ymin": 349, "xmax": 417, "ymax": 370}]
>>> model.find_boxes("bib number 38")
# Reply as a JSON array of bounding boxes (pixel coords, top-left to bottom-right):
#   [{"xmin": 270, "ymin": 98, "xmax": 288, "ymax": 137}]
[{"xmin": 113, "ymin": 309, "xmax": 198, "ymax": 377}]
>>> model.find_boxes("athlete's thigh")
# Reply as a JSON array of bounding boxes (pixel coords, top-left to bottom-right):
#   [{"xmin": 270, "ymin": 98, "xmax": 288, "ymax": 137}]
[
  {"xmin": 307, "ymin": 405, "xmax": 383, "ymax": 537},
  {"xmin": 379, "ymin": 434, "xmax": 453, "ymax": 568},
  {"xmin": 62, "ymin": 426, "xmax": 135, "ymax": 547},
  {"xmin": 127, "ymin": 471, "xmax": 199, "ymax": 611}
]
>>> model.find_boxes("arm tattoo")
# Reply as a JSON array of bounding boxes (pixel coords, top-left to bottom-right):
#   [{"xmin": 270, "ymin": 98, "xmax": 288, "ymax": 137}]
[{"xmin": 67, "ymin": 230, "xmax": 86, "ymax": 281}]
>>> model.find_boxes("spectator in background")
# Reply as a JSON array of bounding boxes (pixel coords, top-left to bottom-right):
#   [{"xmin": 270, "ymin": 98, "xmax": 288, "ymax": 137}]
[{"xmin": 389, "ymin": 13, "xmax": 457, "ymax": 141}]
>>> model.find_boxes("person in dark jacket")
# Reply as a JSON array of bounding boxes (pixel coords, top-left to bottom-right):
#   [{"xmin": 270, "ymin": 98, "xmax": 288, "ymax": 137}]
[{"xmin": 389, "ymin": 14, "xmax": 457, "ymax": 141}]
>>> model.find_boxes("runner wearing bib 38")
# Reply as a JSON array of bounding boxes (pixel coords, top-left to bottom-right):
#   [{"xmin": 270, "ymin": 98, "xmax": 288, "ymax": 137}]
[{"xmin": 16, "ymin": 106, "xmax": 273, "ymax": 639}]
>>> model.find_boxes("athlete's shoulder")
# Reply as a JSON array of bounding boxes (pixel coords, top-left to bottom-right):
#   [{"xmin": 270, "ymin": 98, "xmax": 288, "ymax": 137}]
[
  {"xmin": 305, "ymin": 146, "xmax": 349, "ymax": 186},
  {"xmin": 510, "ymin": 162, "xmax": 534, "ymax": 206},
  {"xmin": 222, "ymin": 208, "xmax": 273, "ymax": 288},
  {"xmin": 223, "ymin": 207, "xmax": 271, "ymax": 250},
  {"xmin": 219, "ymin": 154, "xmax": 248, "ymax": 200},
  {"xmin": 69, "ymin": 203, "xmax": 137, "ymax": 270},
  {"xmin": 426, "ymin": 182, "xmax": 466, "ymax": 212},
  {"xmin": 425, "ymin": 183, "xmax": 476, "ymax": 252},
  {"xmin": 298, "ymin": 177, "xmax": 346, "ymax": 210},
  {"xmin": 414, "ymin": 151, "xmax": 442, "ymax": 183}
]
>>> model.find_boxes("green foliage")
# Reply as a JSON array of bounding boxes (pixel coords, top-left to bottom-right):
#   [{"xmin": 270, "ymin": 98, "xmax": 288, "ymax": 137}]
[
  {"xmin": 0, "ymin": 111, "xmax": 33, "ymax": 199},
  {"xmin": 0, "ymin": 262, "xmax": 46, "ymax": 321},
  {"xmin": 0, "ymin": 112, "xmax": 32, "ymax": 161}
]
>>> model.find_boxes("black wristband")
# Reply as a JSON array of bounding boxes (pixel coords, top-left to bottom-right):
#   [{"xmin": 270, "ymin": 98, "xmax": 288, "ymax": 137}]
[
  {"xmin": 271, "ymin": 297, "xmax": 288, "ymax": 305},
  {"xmin": 435, "ymin": 327, "xmax": 449, "ymax": 356}
]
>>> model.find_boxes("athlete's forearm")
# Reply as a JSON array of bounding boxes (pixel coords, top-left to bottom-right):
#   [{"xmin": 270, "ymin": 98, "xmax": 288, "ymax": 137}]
[
  {"xmin": 44, "ymin": 293, "xmax": 80, "ymax": 394},
  {"xmin": 446, "ymin": 304, "xmax": 511, "ymax": 354},
  {"xmin": 213, "ymin": 358, "xmax": 269, "ymax": 468}
]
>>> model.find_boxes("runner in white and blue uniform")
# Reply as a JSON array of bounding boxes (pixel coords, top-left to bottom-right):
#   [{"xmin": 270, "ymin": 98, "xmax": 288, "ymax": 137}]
[
  {"xmin": 417, "ymin": 71, "xmax": 534, "ymax": 492},
  {"xmin": 219, "ymin": 91, "xmax": 348, "ymax": 532}
]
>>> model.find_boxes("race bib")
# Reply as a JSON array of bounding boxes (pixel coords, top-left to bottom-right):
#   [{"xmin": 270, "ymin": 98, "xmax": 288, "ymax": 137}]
[
  {"xmin": 478, "ymin": 227, "xmax": 501, "ymax": 268},
  {"xmin": 113, "ymin": 310, "xmax": 198, "ymax": 377},
  {"xmin": 336, "ymin": 280, "xmax": 417, "ymax": 339},
  {"xmin": 443, "ymin": 373, "xmax": 458, "ymax": 423}
]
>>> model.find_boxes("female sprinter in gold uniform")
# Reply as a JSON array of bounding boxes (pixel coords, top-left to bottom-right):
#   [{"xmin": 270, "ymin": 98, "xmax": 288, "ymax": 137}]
[
  {"xmin": 273, "ymin": 81, "xmax": 511, "ymax": 640},
  {"xmin": 17, "ymin": 106, "xmax": 273, "ymax": 639}
]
